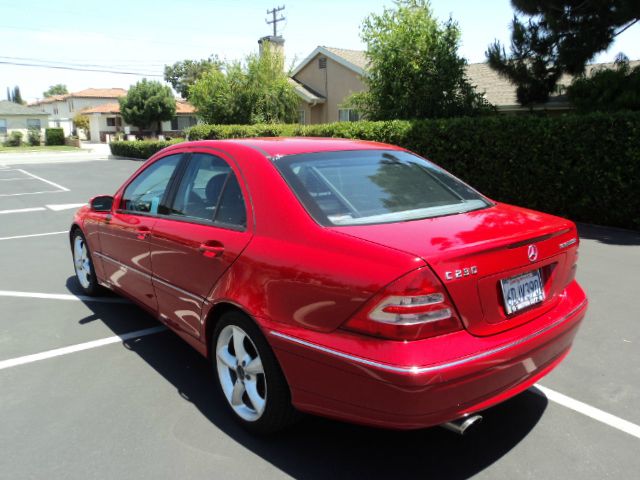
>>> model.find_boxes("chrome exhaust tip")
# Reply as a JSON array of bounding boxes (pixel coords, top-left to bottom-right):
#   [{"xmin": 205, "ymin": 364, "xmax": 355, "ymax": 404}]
[{"xmin": 441, "ymin": 414, "xmax": 483, "ymax": 435}]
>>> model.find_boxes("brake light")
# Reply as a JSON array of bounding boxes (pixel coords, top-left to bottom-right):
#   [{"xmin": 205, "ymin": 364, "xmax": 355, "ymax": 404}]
[{"xmin": 343, "ymin": 267, "xmax": 463, "ymax": 341}]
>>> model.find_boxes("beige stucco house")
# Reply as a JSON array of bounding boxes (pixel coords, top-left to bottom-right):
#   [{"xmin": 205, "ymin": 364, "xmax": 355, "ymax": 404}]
[
  {"xmin": 292, "ymin": 46, "xmax": 367, "ymax": 124},
  {"xmin": 0, "ymin": 101, "xmax": 49, "ymax": 142},
  {"xmin": 82, "ymin": 99, "xmax": 198, "ymax": 142},
  {"xmin": 31, "ymin": 88, "xmax": 128, "ymax": 137},
  {"xmin": 291, "ymin": 46, "xmax": 640, "ymax": 119}
]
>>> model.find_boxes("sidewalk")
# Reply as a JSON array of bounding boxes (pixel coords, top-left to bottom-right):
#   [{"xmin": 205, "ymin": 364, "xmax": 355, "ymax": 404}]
[{"xmin": 0, "ymin": 142, "xmax": 111, "ymax": 166}]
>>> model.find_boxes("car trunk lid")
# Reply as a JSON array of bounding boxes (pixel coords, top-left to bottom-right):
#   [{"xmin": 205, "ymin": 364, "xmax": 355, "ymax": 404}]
[{"xmin": 330, "ymin": 203, "xmax": 579, "ymax": 336}]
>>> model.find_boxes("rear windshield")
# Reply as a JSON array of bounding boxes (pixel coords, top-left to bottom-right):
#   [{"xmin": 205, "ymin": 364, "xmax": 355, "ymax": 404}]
[{"xmin": 275, "ymin": 150, "xmax": 490, "ymax": 226}]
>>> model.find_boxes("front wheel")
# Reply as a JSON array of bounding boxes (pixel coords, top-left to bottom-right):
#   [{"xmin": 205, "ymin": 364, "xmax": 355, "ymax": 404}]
[
  {"xmin": 212, "ymin": 311, "xmax": 299, "ymax": 434},
  {"xmin": 71, "ymin": 229, "xmax": 100, "ymax": 296}
]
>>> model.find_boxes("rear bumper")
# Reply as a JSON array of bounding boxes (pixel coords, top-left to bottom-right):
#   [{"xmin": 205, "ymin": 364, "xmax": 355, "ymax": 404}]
[{"xmin": 266, "ymin": 281, "xmax": 587, "ymax": 429}]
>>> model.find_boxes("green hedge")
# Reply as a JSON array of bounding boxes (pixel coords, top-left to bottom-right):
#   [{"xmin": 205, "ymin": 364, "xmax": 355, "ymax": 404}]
[
  {"xmin": 110, "ymin": 113, "xmax": 640, "ymax": 230},
  {"xmin": 109, "ymin": 138, "xmax": 183, "ymax": 159},
  {"xmin": 45, "ymin": 128, "xmax": 65, "ymax": 146}
]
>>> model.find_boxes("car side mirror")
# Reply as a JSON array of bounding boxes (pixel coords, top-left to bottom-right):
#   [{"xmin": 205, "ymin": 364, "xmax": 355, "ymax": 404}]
[{"xmin": 90, "ymin": 195, "xmax": 114, "ymax": 212}]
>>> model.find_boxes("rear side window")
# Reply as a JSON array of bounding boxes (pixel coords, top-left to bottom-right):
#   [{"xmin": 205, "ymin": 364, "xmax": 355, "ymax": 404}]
[
  {"xmin": 276, "ymin": 150, "xmax": 490, "ymax": 226},
  {"xmin": 167, "ymin": 153, "xmax": 247, "ymax": 228},
  {"xmin": 120, "ymin": 154, "xmax": 182, "ymax": 214}
]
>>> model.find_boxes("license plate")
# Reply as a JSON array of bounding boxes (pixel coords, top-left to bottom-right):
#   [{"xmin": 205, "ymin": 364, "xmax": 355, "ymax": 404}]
[{"xmin": 500, "ymin": 269, "xmax": 545, "ymax": 315}]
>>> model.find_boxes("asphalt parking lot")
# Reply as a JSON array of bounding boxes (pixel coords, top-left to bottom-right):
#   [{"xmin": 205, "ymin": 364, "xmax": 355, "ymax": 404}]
[{"xmin": 0, "ymin": 154, "xmax": 639, "ymax": 479}]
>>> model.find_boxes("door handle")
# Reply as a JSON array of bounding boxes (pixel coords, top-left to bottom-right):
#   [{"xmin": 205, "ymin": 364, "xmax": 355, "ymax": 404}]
[
  {"xmin": 135, "ymin": 226, "xmax": 150, "ymax": 240},
  {"xmin": 199, "ymin": 242, "xmax": 224, "ymax": 258}
]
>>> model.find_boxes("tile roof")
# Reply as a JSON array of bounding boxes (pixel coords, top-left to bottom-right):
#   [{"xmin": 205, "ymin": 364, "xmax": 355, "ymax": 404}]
[
  {"xmin": 81, "ymin": 99, "xmax": 196, "ymax": 114},
  {"xmin": 31, "ymin": 88, "xmax": 128, "ymax": 105},
  {"xmin": 322, "ymin": 47, "xmax": 369, "ymax": 71},
  {"xmin": 289, "ymin": 78, "xmax": 325, "ymax": 103},
  {"xmin": 81, "ymin": 102, "xmax": 121, "ymax": 114},
  {"xmin": 0, "ymin": 100, "xmax": 49, "ymax": 116}
]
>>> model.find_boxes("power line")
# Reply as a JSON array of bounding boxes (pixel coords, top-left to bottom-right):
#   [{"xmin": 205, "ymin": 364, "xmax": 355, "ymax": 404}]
[
  {"xmin": 0, "ymin": 60, "xmax": 163, "ymax": 77},
  {"xmin": 266, "ymin": 5, "xmax": 286, "ymax": 37},
  {"xmin": 0, "ymin": 55, "xmax": 166, "ymax": 69}
]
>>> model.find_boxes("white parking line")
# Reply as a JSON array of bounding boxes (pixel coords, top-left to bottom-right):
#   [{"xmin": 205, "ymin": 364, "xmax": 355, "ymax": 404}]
[
  {"xmin": 0, "ymin": 177, "xmax": 37, "ymax": 181},
  {"xmin": 0, "ymin": 207, "xmax": 47, "ymax": 215},
  {"xmin": 0, "ymin": 326, "xmax": 166, "ymax": 371},
  {"xmin": 534, "ymin": 384, "xmax": 640, "ymax": 440},
  {"xmin": 0, "ymin": 204, "xmax": 85, "ymax": 216},
  {"xmin": 0, "ymin": 231, "xmax": 67, "ymax": 241},
  {"xmin": 46, "ymin": 203, "xmax": 86, "ymax": 211},
  {"xmin": 0, "ymin": 290, "xmax": 129, "ymax": 303},
  {"xmin": 16, "ymin": 169, "xmax": 69, "ymax": 192}
]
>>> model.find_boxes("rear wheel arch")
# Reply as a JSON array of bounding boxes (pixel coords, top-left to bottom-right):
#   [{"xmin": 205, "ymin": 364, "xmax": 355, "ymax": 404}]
[{"xmin": 205, "ymin": 302, "xmax": 257, "ymax": 358}]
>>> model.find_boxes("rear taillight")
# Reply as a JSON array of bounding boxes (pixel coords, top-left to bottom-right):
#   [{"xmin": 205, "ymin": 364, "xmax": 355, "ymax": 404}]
[{"xmin": 342, "ymin": 267, "xmax": 463, "ymax": 341}]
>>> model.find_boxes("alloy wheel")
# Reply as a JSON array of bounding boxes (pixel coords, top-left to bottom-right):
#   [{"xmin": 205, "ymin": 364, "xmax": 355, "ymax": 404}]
[{"xmin": 215, "ymin": 324, "xmax": 267, "ymax": 422}]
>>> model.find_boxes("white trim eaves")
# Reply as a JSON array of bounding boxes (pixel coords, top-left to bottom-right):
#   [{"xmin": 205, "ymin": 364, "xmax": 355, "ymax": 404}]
[{"xmin": 291, "ymin": 46, "xmax": 366, "ymax": 77}]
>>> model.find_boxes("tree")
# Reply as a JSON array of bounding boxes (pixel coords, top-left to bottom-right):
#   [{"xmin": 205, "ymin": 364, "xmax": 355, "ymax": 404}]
[
  {"xmin": 487, "ymin": 0, "xmax": 640, "ymax": 106},
  {"xmin": 190, "ymin": 42, "xmax": 298, "ymax": 124},
  {"xmin": 119, "ymin": 79, "xmax": 176, "ymax": 136},
  {"xmin": 73, "ymin": 113, "xmax": 91, "ymax": 137},
  {"xmin": 350, "ymin": 0, "xmax": 492, "ymax": 120},
  {"xmin": 164, "ymin": 56, "xmax": 221, "ymax": 100},
  {"xmin": 43, "ymin": 84, "xmax": 68, "ymax": 98},
  {"xmin": 10, "ymin": 86, "xmax": 24, "ymax": 104},
  {"xmin": 567, "ymin": 55, "xmax": 640, "ymax": 112}
]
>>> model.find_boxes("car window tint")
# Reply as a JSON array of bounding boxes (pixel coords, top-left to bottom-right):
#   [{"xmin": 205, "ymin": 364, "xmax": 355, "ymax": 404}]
[
  {"xmin": 276, "ymin": 150, "xmax": 490, "ymax": 226},
  {"xmin": 167, "ymin": 153, "xmax": 247, "ymax": 228},
  {"xmin": 215, "ymin": 173, "xmax": 247, "ymax": 227},
  {"xmin": 120, "ymin": 154, "xmax": 182, "ymax": 214},
  {"xmin": 168, "ymin": 154, "xmax": 231, "ymax": 222}
]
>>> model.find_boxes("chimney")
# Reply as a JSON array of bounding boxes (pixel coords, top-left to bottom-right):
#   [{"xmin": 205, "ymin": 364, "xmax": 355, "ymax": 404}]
[{"xmin": 258, "ymin": 35, "xmax": 285, "ymax": 57}]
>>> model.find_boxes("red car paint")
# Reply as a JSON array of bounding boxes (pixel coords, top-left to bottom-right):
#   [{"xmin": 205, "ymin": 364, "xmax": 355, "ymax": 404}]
[{"xmin": 72, "ymin": 138, "xmax": 587, "ymax": 429}]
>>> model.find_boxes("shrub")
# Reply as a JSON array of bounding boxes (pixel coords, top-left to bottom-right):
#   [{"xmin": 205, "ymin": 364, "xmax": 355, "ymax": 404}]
[
  {"xmin": 109, "ymin": 139, "xmax": 184, "ymax": 159},
  {"xmin": 27, "ymin": 128, "xmax": 41, "ymax": 146},
  {"xmin": 45, "ymin": 128, "xmax": 65, "ymax": 145},
  {"xmin": 119, "ymin": 112, "xmax": 640, "ymax": 230},
  {"xmin": 4, "ymin": 131, "xmax": 23, "ymax": 147}
]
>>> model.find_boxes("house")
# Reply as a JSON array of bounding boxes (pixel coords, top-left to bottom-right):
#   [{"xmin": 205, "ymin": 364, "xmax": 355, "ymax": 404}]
[
  {"xmin": 291, "ymin": 46, "xmax": 640, "ymax": 120},
  {"xmin": 81, "ymin": 99, "xmax": 198, "ymax": 142},
  {"xmin": 31, "ymin": 88, "xmax": 128, "ymax": 137},
  {"xmin": 0, "ymin": 100, "xmax": 49, "ymax": 142},
  {"xmin": 292, "ymin": 46, "xmax": 367, "ymax": 124}
]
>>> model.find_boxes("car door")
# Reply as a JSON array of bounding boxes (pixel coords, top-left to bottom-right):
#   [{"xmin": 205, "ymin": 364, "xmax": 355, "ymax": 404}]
[
  {"xmin": 97, "ymin": 153, "xmax": 185, "ymax": 313},
  {"xmin": 149, "ymin": 152, "xmax": 252, "ymax": 338}
]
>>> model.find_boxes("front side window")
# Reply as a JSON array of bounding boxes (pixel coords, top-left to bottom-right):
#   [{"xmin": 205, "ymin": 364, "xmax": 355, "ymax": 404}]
[
  {"xmin": 167, "ymin": 153, "xmax": 247, "ymax": 228},
  {"xmin": 276, "ymin": 150, "xmax": 490, "ymax": 226},
  {"xmin": 0, "ymin": 119, "xmax": 6, "ymax": 134},
  {"xmin": 27, "ymin": 119, "xmax": 41, "ymax": 130},
  {"xmin": 120, "ymin": 154, "xmax": 182, "ymax": 214}
]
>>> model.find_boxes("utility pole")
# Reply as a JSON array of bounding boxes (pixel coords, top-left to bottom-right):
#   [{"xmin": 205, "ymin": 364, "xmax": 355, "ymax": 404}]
[{"xmin": 266, "ymin": 5, "xmax": 285, "ymax": 37}]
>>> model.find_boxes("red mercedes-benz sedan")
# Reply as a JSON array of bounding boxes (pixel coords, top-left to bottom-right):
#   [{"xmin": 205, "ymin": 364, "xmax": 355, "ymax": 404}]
[{"xmin": 70, "ymin": 138, "xmax": 587, "ymax": 434}]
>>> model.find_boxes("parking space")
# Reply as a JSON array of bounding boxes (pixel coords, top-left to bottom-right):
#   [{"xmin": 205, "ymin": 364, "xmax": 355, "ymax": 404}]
[{"xmin": 0, "ymin": 155, "xmax": 638, "ymax": 479}]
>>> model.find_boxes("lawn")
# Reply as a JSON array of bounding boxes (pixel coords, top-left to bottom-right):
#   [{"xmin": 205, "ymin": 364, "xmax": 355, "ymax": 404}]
[{"xmin": 0, "ymin": 145, "xmax": 81, "ymax": 153}]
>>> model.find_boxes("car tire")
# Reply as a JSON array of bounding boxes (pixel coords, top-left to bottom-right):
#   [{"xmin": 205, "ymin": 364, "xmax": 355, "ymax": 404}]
[
  {"xmin": 71, "ymin": 229, "xmax": 100, "ymax": 296},
  {"xmin": 212, "ymin": 310, "xmax": 300, "ymax": 434}
]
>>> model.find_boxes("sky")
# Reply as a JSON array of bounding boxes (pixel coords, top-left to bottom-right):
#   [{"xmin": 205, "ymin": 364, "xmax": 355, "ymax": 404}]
[{"xmin": 1, "ymin": 0, "xmax": 639, "ymax": 103}]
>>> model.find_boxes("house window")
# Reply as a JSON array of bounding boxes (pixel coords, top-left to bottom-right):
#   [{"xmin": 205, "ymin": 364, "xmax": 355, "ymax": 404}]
[
  {"xmin": 53, "ymin": 107, "xmax": 59, "ymax": 115},
  {"xmin": 318, "ymin": 57, "xmax": 327, "ymax": 69},
  {"xmin": 298, "ymin": 110, "xmax": 306, "ymax": 124},
  {"xmin": 68, "ymin": 100, "xmax": 74, "ymax": 112},
  {"xmin": 106, "ymin": 117, "xmax": 122, "ymax": 127},
  {"xmin": 0, "ymin": 119, "xmax": 6, "ymax": 134},
  {"xmin": 170, "ymin": 116, "xmax": 197, "ymax": 131},
  {"xmin": 338, "ymin": 109, "xmax": 360, "ymax": 122},
  {"xmin": 27, "ymin": 119, "xmax": 41, "ymax": 130}
]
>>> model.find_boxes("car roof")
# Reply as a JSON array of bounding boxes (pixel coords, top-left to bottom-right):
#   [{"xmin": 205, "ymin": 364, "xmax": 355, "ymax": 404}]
[{"xmin": 185, "ymin": 137, "xmax": 403, "ymax": 158}]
